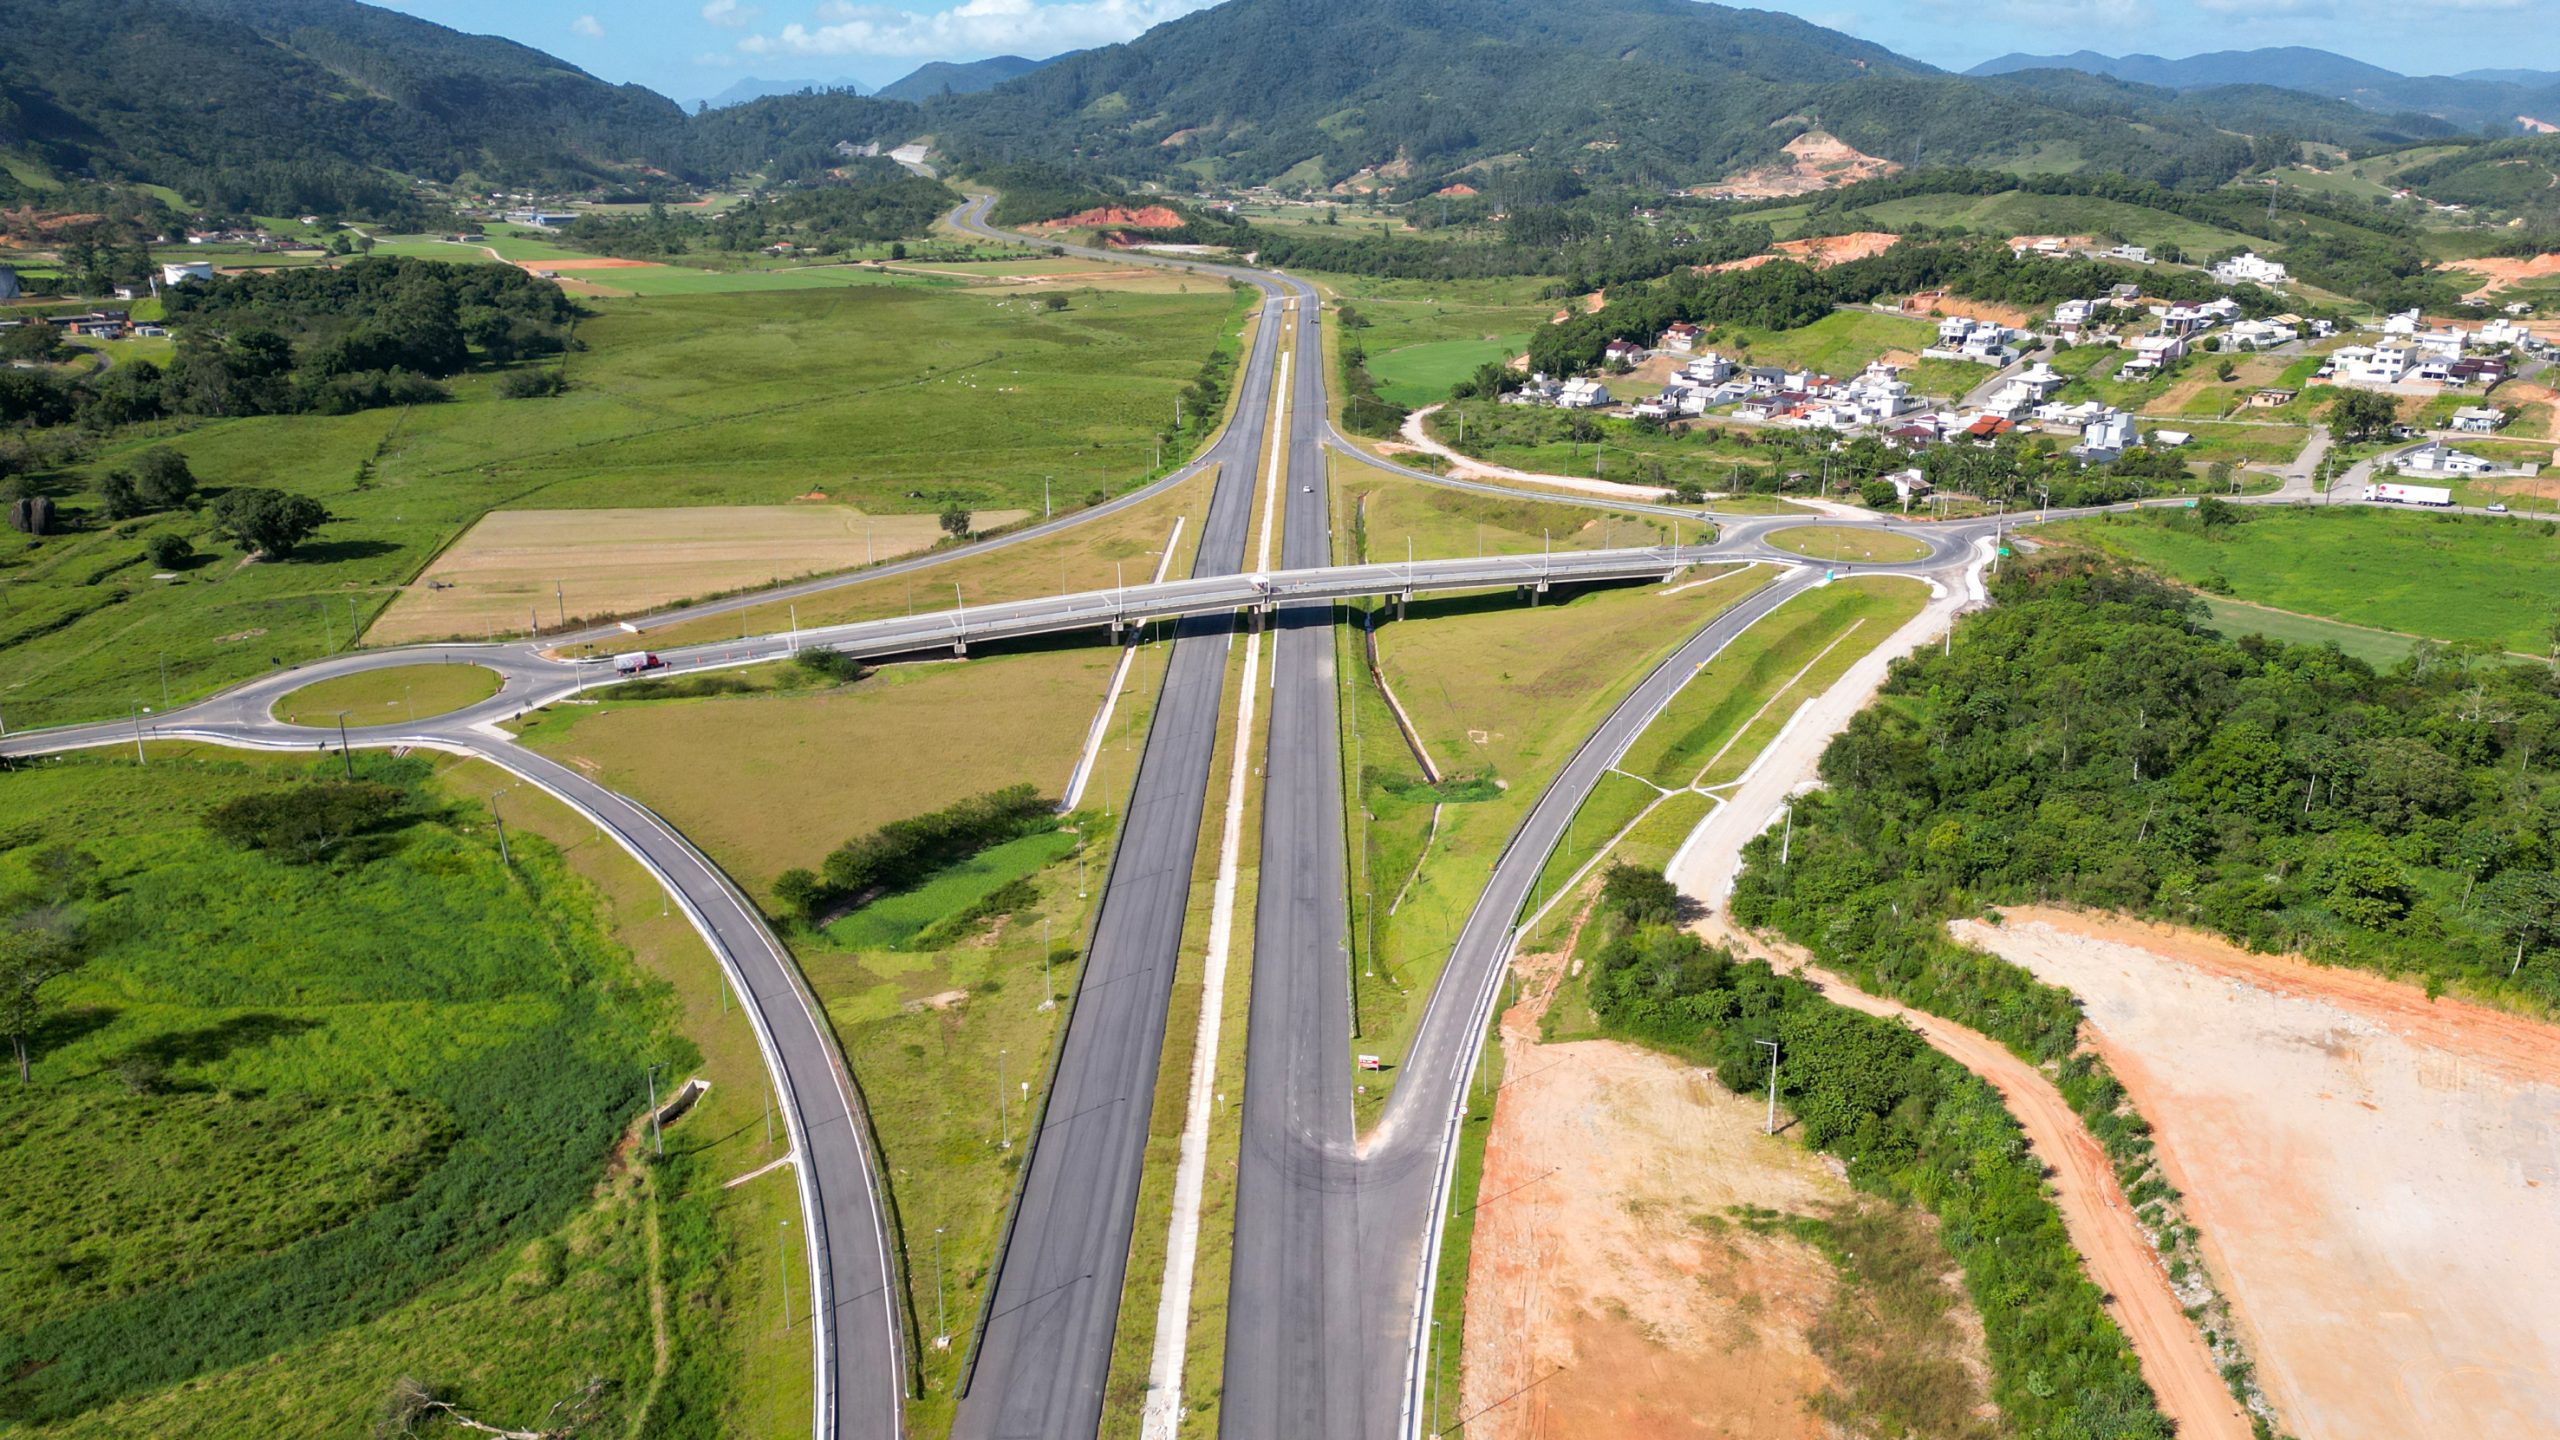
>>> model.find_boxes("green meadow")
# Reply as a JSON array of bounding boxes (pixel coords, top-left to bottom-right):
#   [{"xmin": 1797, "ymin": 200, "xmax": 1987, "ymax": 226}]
[
  {"xmin": 2047, "ymin": 505, "xmax": 2560, "ymax": 654},
  {"xmin": 1, "ymin": 279, "xmax": 1242, "ymax": 729},
  {"xmin": 0, "ymin": 749, "xmax": 729, "ymax": 1434}
]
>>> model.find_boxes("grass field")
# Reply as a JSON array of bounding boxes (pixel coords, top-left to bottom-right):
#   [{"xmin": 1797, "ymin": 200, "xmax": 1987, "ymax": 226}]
[
  {"xmin": 0, "ymin": 748, "xmax": 773, "ymax": 1435},
  {"xmin": 624, "ymin": 466, "xmax": 1218, "ymax": 654},
  {"xmin": 2046, "ymin": 506, "xmax": 2560, "ymax": 654},
  {"xmin": 1367, "ymin": 335, "xmax": 1529, "ymax": 409},
  {"xmin": 1423, "ymin": 399, "xmax": 1785, "ymax": 491},
  {"xmin": 1712, "ymin": 310, "xmax": 1937, "ymax": 376},
  {"xmin": 1333, "ymin": 453, "xmax": 1673, "ymax": 564},
  {"xmin": 1525, "ymin": 576, "xmax": 1933, "ymax": 916},
  {"xmin": 515, "ymin": 645, "xmax": 1122, "ymax": 895},
  {"xmin": 1764, "ymin": 526, "xmax": 1931, "ymax": 563},
  {"xmin": 1305, "ymin": 270, "xmax": 1557, "ymax": 411},
  {"xmin": 2152, "ymin": 420, "xmax": 2313, "ymax": 468},
  {"xmin": 1344, "ymin": 565, "xmax": 1776, "ymax": 1120},
  {"xmin": 1843, "ymin": 191, "xmax": 2262, "ymax": 258},
  {"xmin": 2196, "ymin": 595, "xmax": 2425, "ymax": 667},
  {"xmin": 375, "ymin": 504, "xmax": 1027, "ymax": 643},
  {"xmin": 1, "ymin": 279, "xmax": 1243, "ymax": 730},
  {"xmin": 271, "ymin": 662, "xmax": 503, "ymax": 726}
]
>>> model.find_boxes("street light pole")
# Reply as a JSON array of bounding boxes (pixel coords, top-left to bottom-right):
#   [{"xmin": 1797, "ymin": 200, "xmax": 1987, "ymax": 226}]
[
  {"xmin": 131, "ymin": 702, "xmax": 149, "ymax": 765},
  {"xmin": 646, "ymin": 1062, "xmax": 665, "ymax": 1157},
  {"xmin": 934, "ymin": 1226, "xmax": 949, "ymax": 1345},
  {"xmin": 778, "ymin": 1219, "xmax": 793, "ymax": 1331},
  {"xmin": 997, "ymin": 1048, "xmax": 1011, "ymax": 1150},
  {"xmin": 1756, "ymin": 1038, "xmax": 1781, "ymax": 1135},
  {"xmin": 335, "ymin": 712, "xmax": 354, "ymax": 781}
]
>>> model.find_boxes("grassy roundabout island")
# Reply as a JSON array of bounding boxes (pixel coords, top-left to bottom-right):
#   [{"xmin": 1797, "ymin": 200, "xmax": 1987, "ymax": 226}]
[{"xmin": 273, "ymin": 664, "xmax": 505, "ymax": 728}]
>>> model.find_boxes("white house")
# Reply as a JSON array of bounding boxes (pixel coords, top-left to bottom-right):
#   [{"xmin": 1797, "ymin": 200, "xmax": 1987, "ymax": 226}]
[
  {"xmin": 2333, "ymin": 344, "xmax": 2412, "ymax": 386},
  {"xmin": 1557, "ymin": 377, "xmax": 1614, "ymax": 409},
  {"xmin": 161, "ymin": 261, "xmax": 214, "ymax": 286},
  {"xmin": 2476, "ymin": 318, "xmax": 2530, "ymax": 349},
  {"xmin": 1883, "ymin": 467, "xmax": 1932, "ymax": 505},
  {"xmin": 2107, "ymin": 244, "xmax": 2153, "ymax": 265},
  {"xmin": 2074, "ymin": 409, "xmax": 2141, "ymax": 461},
  {"xmin": 1683, "ymin": 352, "xmax": 1735, "ymax": 385},
  {"xmin": 2402, "ymin": 441, "xmax": 2496, "ymax": 476},
  {"xmin": 2449, "ymin": 407, "xmax": 2506, "ymax": 433},
  {"xmin": 2383, "ymin": 309, "xmax": 2423, "ymax": 337},
  {"xmin": 2053, "ymin": 298, "xmax": 2098, "ymax": 331},
  {"xmin": 2223, "ymin": 318, "xmax": 2299, "ymax": 351},
  {"xmin": 1660, "ymin": 322, "xmax": 1702, "ymax": 354},
  {"xmin": 2211, "ymin": 252, "xmax": 2290, "ymax": 288}
]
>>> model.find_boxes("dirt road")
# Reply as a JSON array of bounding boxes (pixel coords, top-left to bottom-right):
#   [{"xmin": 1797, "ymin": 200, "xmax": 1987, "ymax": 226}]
[
  {"xmin": 1703, "ymin": 922, "xmax": 2257, "ymax": 1440},
  {"xmin": 1960, "ymin": 909, "xmax": 2560, "ymax": 1440},
  {"xmin": 1658, "ymin": 531, "xmax": 2253, "ymax": 1440}
]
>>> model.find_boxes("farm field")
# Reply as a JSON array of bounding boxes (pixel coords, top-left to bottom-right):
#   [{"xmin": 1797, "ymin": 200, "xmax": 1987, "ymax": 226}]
[
  {"xmin": 272, "ymin": 662, "xmax": 504, "ymax": 726},
  {"xmin": 0, "ymin": 747, "xmax": 784, "ymax": 1435},
  {"xmin": 1958, "ymin": 909, "xmax": 2560, "ymax": 1440},
  {"xmin": 622, "ymin": 467, "xmax": 1217, "ymax": 653},
  {"xmin": 1344, "ymin": 565, "xmax": 1775, "ymax": 1120},
  {"xmin": 375, "ymin": 504, "xmax": 1025, "ymax": 643},
  {"xmin": 1710, "ymin": 309, "xmax": 1936, "ymax": 376},
  {"xmin": 0, "ymin": 280, "xmax": 1241, "ymax": 730},
  {"xmin": 1365, "ymin": 335, "xmax": 1528, "ymax": 409},
  {"xmin": 2044, "ymin": 506, "xmax": 2560, "ymax": 653}
]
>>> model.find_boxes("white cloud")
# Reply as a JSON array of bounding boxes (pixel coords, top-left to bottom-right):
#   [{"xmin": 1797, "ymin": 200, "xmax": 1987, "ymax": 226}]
[
  {"xmin": 739, "ymin": 0, "xmax": 1219, "ymax": 60},
  {"xmin": 703, "ymin": 0, "xmax": 762, "ymax": 26},
  {"xmin": 571, "ymin": 13, "xmax": 605, "ymax": 38}
]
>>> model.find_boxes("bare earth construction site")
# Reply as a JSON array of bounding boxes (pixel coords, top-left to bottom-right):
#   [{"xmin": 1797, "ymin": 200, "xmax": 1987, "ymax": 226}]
[{"xmin": 1957, "ymin": 909, "xmax": 2560, "ymax": 1439}]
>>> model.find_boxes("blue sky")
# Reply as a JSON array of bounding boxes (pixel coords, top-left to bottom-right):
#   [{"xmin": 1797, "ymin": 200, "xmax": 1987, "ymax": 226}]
[{"xmin": 373, "ymin": 0, "xmax": 2560, "ymax": 103}]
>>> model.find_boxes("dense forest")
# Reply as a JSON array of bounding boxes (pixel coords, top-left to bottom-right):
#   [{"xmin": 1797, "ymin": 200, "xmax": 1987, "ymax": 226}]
[
  {"xmin": 1577, "ymin": 867, "xmax": 2179, "ymax": 1440},
  {"xmin": 1734, "ymin": 554, "xmax": 2560, "ymax": 1018},
  {"xmin": 0, "ymin": 258, "xmax": 574, "ymax": 436},
  {"xmin": 558, "ymin": 162, "xmax": 956, "ymax": 259}
]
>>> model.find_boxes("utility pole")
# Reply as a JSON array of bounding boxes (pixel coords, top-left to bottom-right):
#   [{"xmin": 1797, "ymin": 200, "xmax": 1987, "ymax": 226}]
[
  {"xmin": 492, "ymin": 791, "xmax": 513, "ymax": 868},
  {"xmin": 646, "ymin": 1062, "xmax": 665, "ymax": 1157},
  {"xmin": 1757, "ymin": 1038, "xmax": 1781, "ymax": 1134},
  {"xmin": 335, "ymin": 713, "xmax": 355, "ymax": 781},
  {"xmin": 996, "ymin": 1048, "xmax": 1010, "ymax": 1150},
  {"xmin": 1041, "ymin": 917, "xmax": 1055, "ymax": 1010},
  {"xmin": 1780, "ymin": 803, "xmax": 1792, "ymax": 865},
  {"xmin": 778, "ymin": 1219, "xmax": 793, "ymax": 1331},
  {"xmin": 131, "ymin": 702, "xmax": 149, "ymax": 766},
  {"xmin": 934, "ymin": 1226, "xmax": 949, "ymax": 1346}
]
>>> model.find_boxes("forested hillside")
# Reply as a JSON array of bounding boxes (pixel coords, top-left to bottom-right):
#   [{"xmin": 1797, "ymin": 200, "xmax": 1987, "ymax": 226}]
[
  {"xmin": 0, "ymin": 0, "xmax": 682, "ymax": 215},
  {"xmin": 1734, "ymin": 555, "xmax": 2560, "ymax": 1015}
]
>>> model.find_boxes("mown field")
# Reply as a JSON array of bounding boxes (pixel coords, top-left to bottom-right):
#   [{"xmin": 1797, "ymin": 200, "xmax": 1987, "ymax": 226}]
[
  {"xmin": 1305, "ymin": 270, "xmax": 1556, "ymax": 410},
  {"xmin": 1, "ymin": 279, "xmax": 1244, "ymax": 730},
  {"xmin": 2046, "ymin": 505, "xmax": 2560, "ymax": 654},
  {"xmin": 0, "ymin": 747, "xmax": 792, "ymax": 1436},
  {"xmin": 1332, "ymin": 453, "xmax": 1671, "ymax": 563}
]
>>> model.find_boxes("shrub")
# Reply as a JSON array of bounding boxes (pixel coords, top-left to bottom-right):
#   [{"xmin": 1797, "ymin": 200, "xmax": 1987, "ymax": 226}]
[
  {"xmin": 497, "ymin": 368, "xmax": 567, "ymax": 399},
  {"xmin": 202, "ymin": 782, "xmax": 406, "ymax": 862},
  {"xmin": 142, "ymin": 532, "xmax": 194, "ymax": 570}
]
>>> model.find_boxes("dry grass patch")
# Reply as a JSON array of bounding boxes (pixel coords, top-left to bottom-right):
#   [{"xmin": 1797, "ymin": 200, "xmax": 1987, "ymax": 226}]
[
  {"xmin": 272, "ymin": 663, "xmax": 505, "ymax": 727},
  {"xmin": 375, "ymin": 505, "xmax": 1025, "ymax": 644},
  {"xmin": 512, "ymin": 646, "xmax": 1120, "ymax": 895}
]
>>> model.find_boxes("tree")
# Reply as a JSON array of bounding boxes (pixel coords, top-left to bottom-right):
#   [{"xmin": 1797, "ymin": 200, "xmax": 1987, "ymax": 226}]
[
  {"xmin": 771, "ymin": 868, "xmax": 828, "ymax": 922},
  {"xmin": 1041, "ymin": 293, "xmax": 1069, "ymax": 312},
  {"xmin": 211, "ymin": 488, "xmax": 329, "ymax": 558},
  {"xmin": 204, "ymin": 782, "xmax": 404, "ymax": 861},
  {"xmin": 143, "ymin": 532, "xmax": 195, "ymax": 569},
  {"xmin": 134, "ymin": 447, "xmax": 197, "ymax": 509},
  {"xmin": 0, "ymin": 912, "xmax": 85, "ymax": 1085},
  {"xmin": 1860, "ymin": 478, "xmax": 1898, "ymax": 509},
  {"xmin": 96, "ymin": 470, "xmax": 147, "ymax": 520},
  {"xmin": 938, "ymin": 502, "xmax": 972, "ymax": 540},
  {"xmin": 2327, "ymin": 388, "xmax": 2399, "ymax": 441},
  {"xmin": 887, "ymin": 242, "xmax": 907, "ymax": 261},
  {"xmin": 0, "ymin": 322, "xmax": 63, "ymax": 363}
]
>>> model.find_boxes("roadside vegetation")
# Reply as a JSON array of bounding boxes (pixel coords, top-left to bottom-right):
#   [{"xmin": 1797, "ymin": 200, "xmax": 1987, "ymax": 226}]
[
  {"xmin": 0, "ymin": 278, "xmax": 1242, "ymax": 730},
  {"xmin": 1340, "ymin": 566, "xmax": 1773, "ymax": 1118},
  {"xmin": 0, "ymin": 749, "xmax": 763, "ymax": 1434},
  {"xmin": 2047, "ymin": 504, "xmax": 2560, "ymax": 655}
]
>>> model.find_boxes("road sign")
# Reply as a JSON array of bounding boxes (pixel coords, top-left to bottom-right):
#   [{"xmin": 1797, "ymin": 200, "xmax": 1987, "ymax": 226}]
[
  {"xmin": 2185, "ymin": 498, "xmax": 2199, "ymax": 508},
  {"xmin": 1997, "ymin": 546, "xmax": 2012, "ymax": 557},
  {"xmin": 1357, "ymin": 1054, "xmax": 1382, "ymax": 1071}
]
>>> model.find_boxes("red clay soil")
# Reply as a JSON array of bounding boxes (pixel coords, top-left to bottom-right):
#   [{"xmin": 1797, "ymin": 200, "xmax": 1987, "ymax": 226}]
[
  {"xmin": 2439, "ymin": 252, "xmax": 2560, "ymax": 302},
  {"xmin": 1032, "ymin": 205, "xmax": 1184, "ymax": 232},
  {"xmin": 1695, "ymin": 917, "xmax": 2259, "ymax": 1440}
]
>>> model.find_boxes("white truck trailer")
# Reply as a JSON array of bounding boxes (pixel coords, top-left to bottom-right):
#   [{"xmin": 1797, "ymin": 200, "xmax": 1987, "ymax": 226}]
[{"xmin": 2364, "ymin": 482, "xmax": 2454, "ymax": 507}]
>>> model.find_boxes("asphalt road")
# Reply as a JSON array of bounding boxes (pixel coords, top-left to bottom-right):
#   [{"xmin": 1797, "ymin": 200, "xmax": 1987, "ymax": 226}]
[{"xmin": 946, "ymin": 203, "xmax": 1324, "ymax": 1440}]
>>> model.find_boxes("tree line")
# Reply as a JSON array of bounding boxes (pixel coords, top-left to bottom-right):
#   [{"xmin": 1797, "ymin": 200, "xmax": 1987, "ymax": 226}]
[{"xmin": 772, "ymin": 784, "xmax": 1057, "ymax": 922}]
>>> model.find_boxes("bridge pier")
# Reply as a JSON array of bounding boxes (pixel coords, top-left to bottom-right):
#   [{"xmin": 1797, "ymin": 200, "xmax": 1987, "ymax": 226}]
[
  {"xmin": 1395, "ymin": 589, "xmax": 1410, "ymax": 622},
  {"xmin": 953, "ymin": 637, "xmax": 968, "ymax": 658}
]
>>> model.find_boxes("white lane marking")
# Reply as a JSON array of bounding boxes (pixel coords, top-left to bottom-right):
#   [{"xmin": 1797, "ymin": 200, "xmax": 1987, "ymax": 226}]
[
  {"xmin": 1061, "ymin": 517, "xmax": 1187, "ymax": 811},
  {"xmin": 1140, "ymin": 623, "xmax": 1264, "ymax": 1440},
  {"xmin": 1259, "ymin": 350, "xmax": 1290, "ymax": 575}
]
